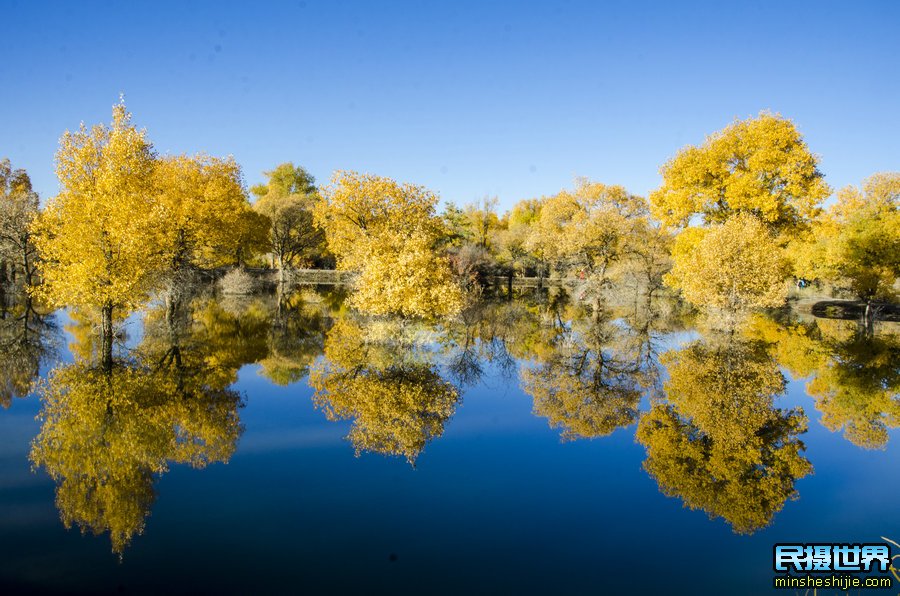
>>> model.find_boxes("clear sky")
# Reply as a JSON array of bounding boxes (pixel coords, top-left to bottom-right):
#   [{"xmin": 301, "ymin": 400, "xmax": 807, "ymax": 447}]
[{"xmin": 1, "ymin": 0, "xmax": 898, "ymax": 209}]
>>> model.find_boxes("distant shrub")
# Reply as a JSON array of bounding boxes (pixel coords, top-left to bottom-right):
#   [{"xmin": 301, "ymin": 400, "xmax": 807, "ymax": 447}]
[{"xmin": 219, "ymin": 267, "xmax": 257, "ymax": 295}]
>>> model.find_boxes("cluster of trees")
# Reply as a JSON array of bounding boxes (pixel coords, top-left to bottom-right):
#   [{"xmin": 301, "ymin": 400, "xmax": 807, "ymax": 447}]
[{"xmin": 3, "ymin": 102, "xmax": 898, "ymax": 342}]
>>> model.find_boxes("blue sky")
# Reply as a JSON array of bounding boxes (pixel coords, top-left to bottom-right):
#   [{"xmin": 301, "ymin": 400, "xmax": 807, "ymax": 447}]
[{"xmin": 1, "ymin": 0, "xmax": 897, "ymax": 209}]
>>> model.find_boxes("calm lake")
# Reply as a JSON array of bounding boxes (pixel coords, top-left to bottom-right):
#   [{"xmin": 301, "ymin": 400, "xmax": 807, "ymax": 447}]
[{"xmin": 1, "ymin": 286, "xmax": 897, "ymax": 595}]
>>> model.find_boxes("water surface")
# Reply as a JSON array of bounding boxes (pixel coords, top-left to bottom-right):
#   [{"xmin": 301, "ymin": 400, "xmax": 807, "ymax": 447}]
[{"xmin": 0, "ymin": 287, "xmax": 897, "ymax": 594}]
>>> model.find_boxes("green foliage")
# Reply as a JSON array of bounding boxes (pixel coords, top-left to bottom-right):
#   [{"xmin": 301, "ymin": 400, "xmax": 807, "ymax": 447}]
[{"xmin": 252, "ymin": 163, "xmax": 326, "ymax": 276}]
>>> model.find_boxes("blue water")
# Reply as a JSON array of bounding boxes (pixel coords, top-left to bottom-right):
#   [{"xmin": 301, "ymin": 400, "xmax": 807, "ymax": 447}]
[{"xmin": 0, "ymin": 292, "xmax": 897, "ymax": 595}]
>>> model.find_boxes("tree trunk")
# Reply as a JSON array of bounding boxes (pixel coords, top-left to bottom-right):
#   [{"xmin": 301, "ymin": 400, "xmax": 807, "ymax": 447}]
[
  {"xmin": 100, "ymin": 303, "xmax": 114, "ymax": 372},
  {"xmin": 165, "ymin": 289, "xmax": 178, "ymax": 328},
  {"xmin": 23, "ymin": 245, "xmax": 32, "ymax": 287},
  {"xmin": 863, "ymin": 301, "xmax": 875, "ymax": 338}
]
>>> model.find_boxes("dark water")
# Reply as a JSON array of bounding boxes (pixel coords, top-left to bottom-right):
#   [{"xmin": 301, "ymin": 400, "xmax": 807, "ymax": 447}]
[{"xmin": 0, "ymin": 287, "xmax": 897, "ymax": 595}]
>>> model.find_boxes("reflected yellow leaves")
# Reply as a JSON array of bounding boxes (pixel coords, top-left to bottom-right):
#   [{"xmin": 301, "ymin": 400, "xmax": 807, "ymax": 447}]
[
  {"xmin": 0, "ymin": 298, "xmax": 56, "ymax": 408},
  {"xmin": 30, "ymin": 361, "xmax": 243, "ymax": 555},
  {"xmin": 310, "ymin": 316, "xmax": 459, "ymax": 464},
  {"xmin": 521, "ymin": 313, "xmax": 642, "ymax": 441},
  {"xmin": 20, "ymin": 283, "xmax": 898, "ymax": 553},
  {"xmin": 747, "ymin": 315, "xmax": 900, "ymax": 449},
  {"xmin": 637, "ymin": 337, "xmax": 812, "ymax": 534}
]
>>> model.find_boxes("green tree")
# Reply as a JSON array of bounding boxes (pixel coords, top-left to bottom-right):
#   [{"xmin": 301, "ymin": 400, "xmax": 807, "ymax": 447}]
[{"xmin": 251, "ymin": 163, "xmax": 325, "ymax": 282}]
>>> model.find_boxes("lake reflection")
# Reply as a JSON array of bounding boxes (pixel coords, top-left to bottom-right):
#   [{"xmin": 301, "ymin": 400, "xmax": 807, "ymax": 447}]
[{"xmin": 2, "ymin": 285, "xmax": 898, "ymax": 593}]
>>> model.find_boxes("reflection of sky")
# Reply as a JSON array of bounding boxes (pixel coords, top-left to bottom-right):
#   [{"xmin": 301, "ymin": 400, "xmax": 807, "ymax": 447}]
[{"xmin": 0, "ymin": 309, "xmax": 897, "ymax": 594}]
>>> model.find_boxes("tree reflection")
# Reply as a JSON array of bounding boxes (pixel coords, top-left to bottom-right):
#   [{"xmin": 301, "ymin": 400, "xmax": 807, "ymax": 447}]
[
  {"xmin": 30, "ymin": 298, "xmax": 245, "ymax": 556},
  {"xmin": 747, "ymin": 315, "xmax": 900, "ymax": 449},
  {"xmin": 0, "ymin": 296, "xmax": 57, "ymax": 407},
  {"xmin": 636, "ymin": 337, "xmax": 812, "ymax": 534},
  {"xmin": 519, "ymin": 296, "xmax": 678, "ymax": 441},
  {"xmin": 256, "ymin": 288, "xmax": 328, "ymax": 386},
  {"xmin": 310, "ymin": 316, "xmax": 460, "ymax": 464}
]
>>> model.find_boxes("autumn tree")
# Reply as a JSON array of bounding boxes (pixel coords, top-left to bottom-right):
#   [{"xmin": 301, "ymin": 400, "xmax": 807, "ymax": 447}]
[
  {"xmin": 746, "ymin": 314, "xmax": 900, "ymax": 450},
  {"xmin": 493, "ymin": 198, "xmax": 542, "ymax": 282},
  {"xmin": 156, "ymin": 154, "xmax": 264, "ymax": 271},
  {"xmin": 794, "ymin": 172, "xmax": 900, "ymax": 306},
  {"xmin": 665, "ymin": 212, "xmax": 789, "ymax": 311},
  {"xmin": 650, "ymin": 113, "xmax": 829, "ymax": 311},
  {"xmin": 32, "ymin": 101, "xmax": 166, "ymax": 369},
  {"xmin": 521, "ymin": 308, "xmax": 643, "ymax": 440},
  {"xmin": 251, "ymin": 163, "xmax": 325, "ymax": 282},
  {"xmin": 310, "ymin": 315, "xmax": 460, "ymax": 464},
  {"xmin": 30, "ymin": 360, "xmax": 243, "ymax": 555},
  {"xmin": 0, "ymin": 298, "xmax": 56, "ymax": 408},
  {"xmin": 636, "ymin": 336, "xmax": 812, "ymax": 534},
  {"xmin": 650, "ymin": 112, "xmax": 829, "ymax": 233},
  {"xmin": 526, "ymin": 179, "xmax": 653, "ymax": 300},
  {"xmin": 464, "ymin": 195, "xmax": 500, "ymax": 249},
  {"xmin": 0, "ymin": 159, "xmax": 41, "ymax": 288},
  {"xmin": 256, "ymin": 288, "xmax": 327, "ymax": 386},
  {"xmin": 314, "ymin": 171, "xmax": 463, "ymax": 318}
]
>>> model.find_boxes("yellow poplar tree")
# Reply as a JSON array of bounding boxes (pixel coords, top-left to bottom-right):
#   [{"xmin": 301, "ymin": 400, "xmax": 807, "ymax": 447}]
[
  {"xmin": 314, "ymin": 171, "xmax": 462, "ymax": 318},
  {"xmin": 665, "ymin": 213, "xmax": 789, "ymax": 310},
  {"xmin": 309, "ymin": 316, "xmax": 460, "ymax": 464},
  {"xmin": 650, "ymin": 113, "xmax": 829, "ymax": 311},
  {"xmin": 32, "ymin": 101, "xmax": 166, "ymax": 367},
  {"xmin": 155, "ymin": 154, "xmax": 265, "ymax": 272},
  {"xmin": 650, "ymin": 112, "xmax": 830, "ymax": 233},
  {"xmin": 793, "ymin": 172, "xmax": 900, "ymax": 304},
  {"xmin": 637, "ymin": 337, "xmax": 812, "ymax": 534}
]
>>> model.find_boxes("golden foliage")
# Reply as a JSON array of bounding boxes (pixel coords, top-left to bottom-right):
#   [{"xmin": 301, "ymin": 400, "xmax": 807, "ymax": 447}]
[
  {"xmin": 521, "ymin": 312, "xmax": 642, "ymax": 440},
  {"xmin": 649, "ymin": 112, "xmax": 829, "ymax": 232},
  {"xmin": 32, "ymin": 101, "xmax": 166, "ymax": 312},
  {"xmin": 793, "ymin": 172, "xmax": 900, "ymax": 301},
  {"xmin": 309, "ymin": 316, "xmax": 459, "ymax": 464},
  {"xmin": 665, "ymin": 213, "xmax": 788, "ymax": 310},
  {"xmin": 314, "ymin": 171, "xmax": 462, "ymax": 318},
  {"xmin": 637, "ymin": 337, "xmax": 812, "ymax": 534},
  {"xmin": 155, "ymin": 154, "xmax": 265, "ymax": 270},
  {"xmin": 745, "ymin": 315, "xmax": 900, "ymax": 449},
  {"xmin": 30, "ymin": 361, "xmax": 243, "ymax": 555}
]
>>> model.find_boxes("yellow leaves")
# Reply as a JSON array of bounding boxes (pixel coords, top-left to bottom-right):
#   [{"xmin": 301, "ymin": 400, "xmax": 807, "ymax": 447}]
[
  {"xmin": 315, "ymin": 171, "xmax": 463, "ymax": 318},
  {"xmin": 524, "ymin": 179, "xmax": 652, "ymax": 288},
  {"xmin": 30, "ymin": 334, "xmax": 244, "ymax": 554},
  {"xmin": 795, "ymin": 172, "xmax": 900, "ymax": 301},
  {"xmin": 649, "ymin": 112, "xmax": 830, "ymax": 232},
  {"xmin": 32, "ymin": 101, "xmax": 167, "ymax": 312},
  {"xmin": 665, "ymin": 213, "xmax": 788, "ymax": 310},
  {"xmin": 155, "ymin": 154, "xmax": 263, "ymax": 269},
  {"xmin": 349, "ymin": 228, "xmax": 463, "ymax": 318},
  {"xmin": 309, "ymin": 315, "xmax": 460, "ymax": 464},
  {"xmin": 748, "ymin": 316, "xmax": 900, "ymax": 450},
  {"xmin": 637, "ymin": 336, "xmax": 812, "ymax": 534}
]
